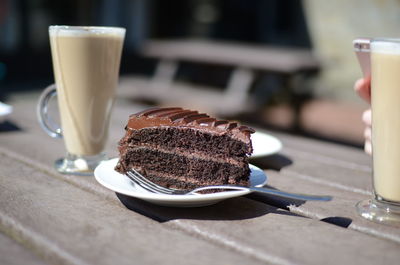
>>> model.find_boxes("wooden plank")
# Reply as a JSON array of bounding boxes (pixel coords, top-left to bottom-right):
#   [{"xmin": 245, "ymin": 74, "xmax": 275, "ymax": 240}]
[
  {"xmin": 0, "ymin": 232, "xmax": 49, "ymax": 265},
  {"xmin": 250, "ymin": 129, "xmax": 372, "ymax": 194},
  {"xmin": 142, "ymin": 40, "xmax": 319, "ymax": 74},
  {"xmin": 270, "ymin": 130, "xmax": 371, "ymax": 167}
]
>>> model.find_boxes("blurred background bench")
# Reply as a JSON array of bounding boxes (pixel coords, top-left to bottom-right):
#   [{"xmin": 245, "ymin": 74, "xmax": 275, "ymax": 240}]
[{"xmin": 120, "ymin": 39, "xmax": 319, "ymax": 117}]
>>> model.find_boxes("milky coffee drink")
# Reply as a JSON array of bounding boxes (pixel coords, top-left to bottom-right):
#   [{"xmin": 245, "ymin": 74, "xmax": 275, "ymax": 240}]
[
  {"xmin": 371, "ymin": 40, "xmax": 400, "ymax": 202},
  {"xmin": 49, "ymin": 27, "xmax": 124, "ymax": 156}
]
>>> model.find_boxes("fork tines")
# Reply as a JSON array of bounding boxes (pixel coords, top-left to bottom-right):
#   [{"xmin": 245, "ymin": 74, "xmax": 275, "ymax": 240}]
[{"xmin": 126, "ymin": 169, "xmax": 176, "ymax": 194}]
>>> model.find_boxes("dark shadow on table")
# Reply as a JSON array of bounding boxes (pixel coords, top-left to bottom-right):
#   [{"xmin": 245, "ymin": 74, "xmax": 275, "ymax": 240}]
[
  {"xmin": 250, "ymin": 154, "xmax": 293, "ymax": 171},
  {"xmin": 0, "ymin": 120, "xmax": 22, "ymax": 132},
  {"xmin": 321, "ymin": 217, "xmax": 353, "ymax": 228},
  {"xmin": 116, "ymin": 192, "xmax": 304, "ymax": 223}
]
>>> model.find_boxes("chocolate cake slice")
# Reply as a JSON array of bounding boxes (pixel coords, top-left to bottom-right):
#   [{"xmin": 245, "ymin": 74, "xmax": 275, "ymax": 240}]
[{"xmin": 115, "ymin": 107, "xmax": 255, "ymax": 190}]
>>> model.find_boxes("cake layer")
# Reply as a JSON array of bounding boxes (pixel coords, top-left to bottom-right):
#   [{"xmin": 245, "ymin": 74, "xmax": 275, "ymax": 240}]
[
  {"xmin": 142, "ymin": 170, "xmax": 249, "ymax": 190},
  {"xmin": 120, "ymin": 127, "xmax": 252, "ymax": 158},
  {"xmin": 120, "ymin": 143, "xmax": 247, "ymax": 167},
  {"xmin": 115, "ymin": 147, "xmax": 250, "ymax": 188}
]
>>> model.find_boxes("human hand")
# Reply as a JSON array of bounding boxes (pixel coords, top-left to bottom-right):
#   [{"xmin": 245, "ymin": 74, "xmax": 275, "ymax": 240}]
[{"xmin": 354, "ymin": 77, "xmax": 371, "ymax": 154}]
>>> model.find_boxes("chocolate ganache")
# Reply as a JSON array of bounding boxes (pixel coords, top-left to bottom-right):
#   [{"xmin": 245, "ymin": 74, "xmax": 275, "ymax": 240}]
[{"xmin": 126, "ymin": 107, "xmax": 255, "ymax": 142}]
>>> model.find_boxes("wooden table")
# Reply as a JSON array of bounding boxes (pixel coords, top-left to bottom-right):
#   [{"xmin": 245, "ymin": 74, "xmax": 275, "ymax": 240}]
[{"xmin": 1, "ymin": 89, "xmax": 399, "ymax": 265}]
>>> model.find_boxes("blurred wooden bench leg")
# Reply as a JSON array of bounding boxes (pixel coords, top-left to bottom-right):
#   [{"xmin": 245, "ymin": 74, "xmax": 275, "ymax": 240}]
[
  {"xmin": 152, "ymin": 59, "xmax": 178, "ymax": 88},
  {"xmin": 288, "ymin": 73, "xmax": 313, "ymax": 131},
  {"xmin": 225, "ymin": 67, "xmax": 254, "ymax": 109}
]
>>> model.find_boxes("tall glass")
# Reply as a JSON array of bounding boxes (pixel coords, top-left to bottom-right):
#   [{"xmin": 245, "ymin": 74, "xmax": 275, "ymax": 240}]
[
  {"xmin": 37, "ymin": 26, "xmax": 125, "ymax": 175},
  {"xmin": 357, "ymin": 38, "xmax": 400, "ymax": 224}
]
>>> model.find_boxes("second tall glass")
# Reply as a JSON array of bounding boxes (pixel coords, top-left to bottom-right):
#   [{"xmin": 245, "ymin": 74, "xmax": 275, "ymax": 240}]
[{"xmin": 357, "ymin": 38, "xmax": 400, "ymax": 224}]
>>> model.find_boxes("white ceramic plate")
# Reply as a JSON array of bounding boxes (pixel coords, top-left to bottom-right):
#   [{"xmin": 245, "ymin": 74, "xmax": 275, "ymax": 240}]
[
  {"xmin": 251, "ymin": 131, "xmax": 282, "ymax": 158},
  {"xmin": 95, "ymin": 158, "xmax": 267, "ymax": 207},
  {"xmin": 0, "ymin": 102, "xmax": 12, "ymax": 123}
]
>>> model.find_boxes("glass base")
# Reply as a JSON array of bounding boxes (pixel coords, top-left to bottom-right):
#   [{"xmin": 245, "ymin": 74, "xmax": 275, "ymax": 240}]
[
  {"xmin": 356, "ymin": 198, "xmax": 400, "ymax": 226},
  {"xmin": 54, "ymin": 153, "xmax": 107, "ymax": 176}
]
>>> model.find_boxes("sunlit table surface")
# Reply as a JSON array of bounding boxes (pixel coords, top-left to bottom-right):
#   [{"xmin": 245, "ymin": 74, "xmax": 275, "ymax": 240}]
[{"xmin": 1, "ymin": 89, "xmax": 399, "ymax": 265}]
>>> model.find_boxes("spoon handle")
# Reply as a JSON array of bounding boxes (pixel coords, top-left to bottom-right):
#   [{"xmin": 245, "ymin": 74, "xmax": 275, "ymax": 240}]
[
  {"xmin": 249, "ymin": 187, "xmax": 332, "ymax": 201},
  {"xmin": 191, "ymin": 185, "xmax": 332, "ymax": 201}
]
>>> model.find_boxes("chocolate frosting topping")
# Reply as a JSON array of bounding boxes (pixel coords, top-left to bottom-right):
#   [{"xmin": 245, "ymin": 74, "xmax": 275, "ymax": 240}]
[{"xmin": 127, "ymin": 107, "xmax": 255, "ymax": 141}]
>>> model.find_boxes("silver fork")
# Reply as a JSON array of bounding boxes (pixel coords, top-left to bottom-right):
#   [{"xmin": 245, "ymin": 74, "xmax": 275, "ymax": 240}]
[{"xmin": 126, "ymin": 169, "xmax": 332, "ymax": 201}]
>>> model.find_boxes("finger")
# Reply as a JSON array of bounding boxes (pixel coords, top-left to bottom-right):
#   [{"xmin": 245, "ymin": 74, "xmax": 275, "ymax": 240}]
[
  {"xmin": 364, "ymin": 141, "xmax": 372, "ymax": 155},
  {"xmin": 364, "ymin": 127, "xmax": 372, "ymax": 142},
  {"xmin": 354, "ymin": 78, "xmax": 371, "ymax": 103},
  {"xmin": 362, "ymin": 109, "xmax": 372, "ymax": 126}
]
